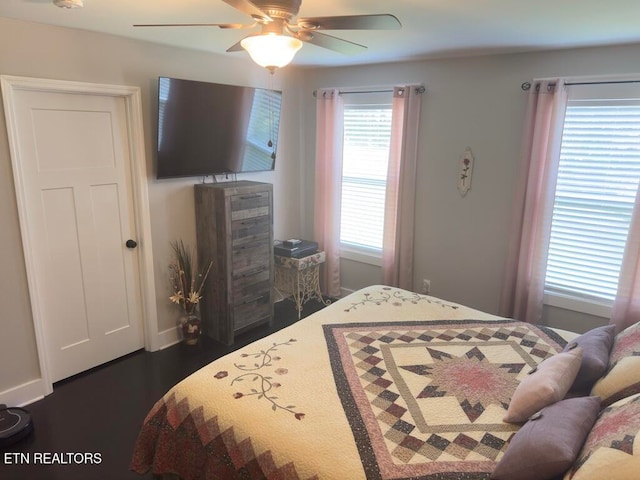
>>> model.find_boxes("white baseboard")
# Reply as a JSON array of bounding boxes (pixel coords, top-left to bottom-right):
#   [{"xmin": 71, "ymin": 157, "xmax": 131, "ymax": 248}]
[
  {"xmin": 0, "ymin": 328, "xmax": 181, "ymax": 406},
  {"xmin": 157, "ymin": 325, "xmax": 181, "ymax": 350},
  {"xmin": 0, "ymin": 378, "xmax": 46, "ymax": 407}
]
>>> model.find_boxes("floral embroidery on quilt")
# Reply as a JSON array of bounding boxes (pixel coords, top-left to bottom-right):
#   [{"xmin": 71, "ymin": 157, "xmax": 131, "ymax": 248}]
[
  {"xmin": 344, "ymin": 286, "xmax": 459, "ymax": 312},
  {"xmin": 214, "ymin": 338, "xmax": 305, "ymax": 420}
]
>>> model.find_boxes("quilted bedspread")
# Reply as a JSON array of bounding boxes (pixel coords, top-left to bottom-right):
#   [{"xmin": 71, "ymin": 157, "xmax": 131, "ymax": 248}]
[{"xmin": 131, "ymin": 286, "xmax": 577, "ymax": 480}]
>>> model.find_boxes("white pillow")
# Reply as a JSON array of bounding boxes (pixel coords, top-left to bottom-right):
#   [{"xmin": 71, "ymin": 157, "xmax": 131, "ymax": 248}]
[{"xmin": 504, "ymin": 347, "xmax": 583, "ymax": 423}]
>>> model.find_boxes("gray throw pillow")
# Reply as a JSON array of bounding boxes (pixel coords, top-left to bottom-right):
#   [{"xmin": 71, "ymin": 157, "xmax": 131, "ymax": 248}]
[
  {"xmin": 564, "ymin": 324, "xmax": 615, "ymax": 393},
  {"xmin": 491, "ymin": 396, "xmax": 600, "ymax": 480}
]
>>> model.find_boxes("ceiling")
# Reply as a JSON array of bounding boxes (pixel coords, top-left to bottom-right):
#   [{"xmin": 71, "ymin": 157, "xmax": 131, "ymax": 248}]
[{"xmin": 2, "ymin": 0, "xmax": 640, "ymax": 67}]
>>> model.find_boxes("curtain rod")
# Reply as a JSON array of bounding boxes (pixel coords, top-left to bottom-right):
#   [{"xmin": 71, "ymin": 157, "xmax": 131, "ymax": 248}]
[
  {"xmin": 313, "ymin": 86, "xmax": 425, "ymax": 97},
  {"xmin": 521, "ymin": 79, "xmax": 640, "ymax": 91}
]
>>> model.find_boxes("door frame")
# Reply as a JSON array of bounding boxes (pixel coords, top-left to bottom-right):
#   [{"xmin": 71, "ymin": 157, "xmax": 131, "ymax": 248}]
[{"xmin": 1, "ymin": 75, "xmax": 158, "ymax": 396}]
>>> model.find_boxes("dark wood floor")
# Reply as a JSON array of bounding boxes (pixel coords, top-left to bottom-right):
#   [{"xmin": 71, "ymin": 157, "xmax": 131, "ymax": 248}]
[{"xmin": 0, "ymin": 298, "xmax": 328, "ymax": 480}]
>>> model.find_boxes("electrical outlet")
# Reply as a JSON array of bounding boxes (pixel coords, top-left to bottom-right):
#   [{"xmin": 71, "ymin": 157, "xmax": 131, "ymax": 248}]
[{"xmin": 422, "ymin": 279, "xmax": 431, "ymax": 295}]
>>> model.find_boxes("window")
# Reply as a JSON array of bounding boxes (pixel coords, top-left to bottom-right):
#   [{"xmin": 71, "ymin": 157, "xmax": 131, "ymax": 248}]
[
  {"xmin": 544, "ymin": 84, "xmax": 640, "ymax": 316},
  {"xmin": 339, "ymin": 100, "xmax": 393, "ymax": 263},
  {"xmin": 242, "ymin": 89, "xmax": 281, "ymax": 171}
]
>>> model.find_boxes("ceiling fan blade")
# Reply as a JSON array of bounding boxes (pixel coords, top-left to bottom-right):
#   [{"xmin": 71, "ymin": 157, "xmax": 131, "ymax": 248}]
[
  {"xmin": 226, "ymin": 39, "xmax": 246, "ymax": 52},
  {"xmin": 296, "ymin": 31, "xmax": 366, "ymax": 55},
  {"xmin": 295, "ymin": 14, "xmax": 401, "ymax": 31},
  {"xmin": 222, "ymin": 0, "xmax": 272, "ymax": 23},
  {"xmin": 134, "ymin": 23, "xmax": 253, "ymax": 29}
]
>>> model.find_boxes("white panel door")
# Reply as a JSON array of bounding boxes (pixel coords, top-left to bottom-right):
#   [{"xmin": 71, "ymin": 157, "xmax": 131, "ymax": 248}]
[{"xmin": 10, "ymin": 88, "xmax": 144, "ymax": 382}]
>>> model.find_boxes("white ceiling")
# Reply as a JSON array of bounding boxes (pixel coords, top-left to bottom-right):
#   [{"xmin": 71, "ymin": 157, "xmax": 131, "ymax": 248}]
[{"xmin": 2, "ymin": 0, "xmax": 640, "ymax": 67}]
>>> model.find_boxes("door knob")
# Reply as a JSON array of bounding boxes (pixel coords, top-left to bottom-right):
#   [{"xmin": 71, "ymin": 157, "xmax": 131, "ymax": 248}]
[{"xmin": 126, "ymin": 239, "xmax": 138, "ymax": 249}]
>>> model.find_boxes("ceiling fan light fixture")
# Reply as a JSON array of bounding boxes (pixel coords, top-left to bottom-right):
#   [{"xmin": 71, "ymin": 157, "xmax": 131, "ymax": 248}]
[
  {"xmin": 53, "ymin": 0, "xmax": 84, "ymax": 8},
  {"xmin": 240, "ymin": 34, "xmax": 302, "ymax": 71}
]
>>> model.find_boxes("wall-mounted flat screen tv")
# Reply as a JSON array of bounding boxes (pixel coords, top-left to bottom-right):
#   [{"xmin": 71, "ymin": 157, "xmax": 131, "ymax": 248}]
[{"xmin": 156, "ymin": 77, "xmax": 282, "ymax": 179}]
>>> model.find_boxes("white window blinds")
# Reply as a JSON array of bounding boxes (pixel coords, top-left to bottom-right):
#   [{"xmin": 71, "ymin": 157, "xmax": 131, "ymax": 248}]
[
  {"xmin": 545, "ymin": 100, "xmax": 640, "ymax": 303},
  {"xmin": 340, "ymin": 104, "xmax": 393, "ymax": 252}
]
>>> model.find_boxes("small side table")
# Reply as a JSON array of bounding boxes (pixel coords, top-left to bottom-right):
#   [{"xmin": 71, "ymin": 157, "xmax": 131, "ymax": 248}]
[{"xmin": 274, "ymin": 251, "xmax": 331, "ymax": 319}]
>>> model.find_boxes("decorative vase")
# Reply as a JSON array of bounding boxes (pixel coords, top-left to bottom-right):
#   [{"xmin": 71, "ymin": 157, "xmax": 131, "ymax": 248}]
[{"xmin": 178, "ymin": 312, "xmax": 201, "ymax": 345}]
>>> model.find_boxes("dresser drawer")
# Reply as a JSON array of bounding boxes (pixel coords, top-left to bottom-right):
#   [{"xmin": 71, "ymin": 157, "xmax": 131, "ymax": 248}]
[
  {"xmin": 233, "ymin": 279, "xmax": 271, "ymax": 306},
  {"xmin": 232, "ymin": 266, "xmax": 271, "ymax": 303},
  {"xmin": 231, "ymin": 215, "xmax": 271, "ymax": 244},
  {"xmin": 231, "ymin": 192, "xmax": 270, "ymax": 221},
  {"xmin": 232, "ymin": 240, "xmax": 270, "ymax": 270},
  {"xmin": 234, "ymin": 292, "xmax": 271, "ymax": 331}
]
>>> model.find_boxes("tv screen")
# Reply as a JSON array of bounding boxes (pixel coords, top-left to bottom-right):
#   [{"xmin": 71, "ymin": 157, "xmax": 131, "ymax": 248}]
[{"xmin": 156, "ymin": 77, "xmax": 282, "ymax": 179}]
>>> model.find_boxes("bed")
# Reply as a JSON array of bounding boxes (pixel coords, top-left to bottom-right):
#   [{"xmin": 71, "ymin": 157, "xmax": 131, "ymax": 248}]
[{"xmin": 131, "ymin": 285, "xmax": 640, "ymax": 480}]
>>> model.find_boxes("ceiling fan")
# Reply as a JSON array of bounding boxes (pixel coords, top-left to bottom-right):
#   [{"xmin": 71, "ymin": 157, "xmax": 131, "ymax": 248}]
[{"xmin": 134, "ymin": 0, "xmax": 401, "ymax": 71}]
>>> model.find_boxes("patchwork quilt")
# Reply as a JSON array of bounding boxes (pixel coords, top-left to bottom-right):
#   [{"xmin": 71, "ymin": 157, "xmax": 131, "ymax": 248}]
[{"xmin": 131, "ymin": 286, "xmax": 576, "ymax": 479}]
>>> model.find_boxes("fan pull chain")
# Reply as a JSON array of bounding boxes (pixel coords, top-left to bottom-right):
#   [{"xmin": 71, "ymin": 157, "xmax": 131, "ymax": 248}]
[{"xmin": 268, "ymin": 73, "xmax": 275, "ymax": 154}]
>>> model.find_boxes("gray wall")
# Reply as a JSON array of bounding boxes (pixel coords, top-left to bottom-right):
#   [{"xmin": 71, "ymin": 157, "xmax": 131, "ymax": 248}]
[
  {"xmin": 297, "ymin": 44, "xmax": 640, "ymax": 331},
  {"xmin": 2, "ymin": 14, "xmax": 639, "ymax": 403},
  {"xmin": 0, "ymin": 17, "xmax": 304, "ymax": 400}
]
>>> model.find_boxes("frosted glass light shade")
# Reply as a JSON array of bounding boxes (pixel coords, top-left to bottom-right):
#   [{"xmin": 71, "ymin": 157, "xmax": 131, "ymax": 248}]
[
  {"xmin": 241, "ymin": 34, "xmax": 303, "ymax": 70},
  {"xmin": 53, "ymin": 0, "xmax": 84, "ymax": 8}
]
